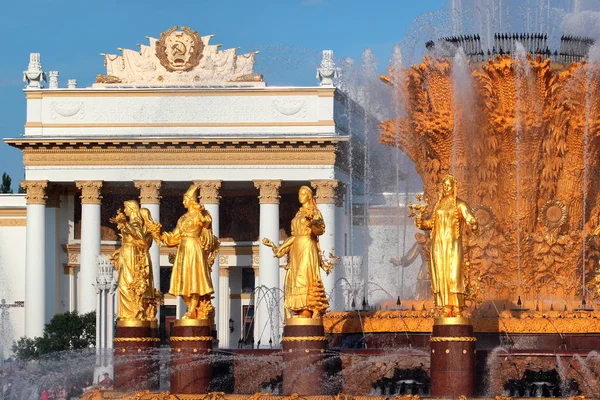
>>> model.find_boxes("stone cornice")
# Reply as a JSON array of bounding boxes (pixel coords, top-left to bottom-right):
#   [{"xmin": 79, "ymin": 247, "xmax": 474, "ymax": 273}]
[
  {"xmin": 194, "ymin": 180, "xmax": 222, "ymax": 204},
  {"xmin": 134, "ymin": 180, "xmax": 162, "ymax": 204},
  {"xmin": 76, "ymin": 180, "xmax": 103, "ymax": 204},
  {"xmin": 253, "ymin": 180, "xmax": 281, "ymax": 204},
  {"xmin": 311, "ymin": 179, "xmax": 339, "ymax": 204},
  {"xmin": 20, "ymin": 180, "xmax": 48, "ymax": 205}
]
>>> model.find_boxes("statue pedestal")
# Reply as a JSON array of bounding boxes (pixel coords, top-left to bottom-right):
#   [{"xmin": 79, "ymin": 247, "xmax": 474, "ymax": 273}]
[
  {"xmin": 430, "ymin": 317, "xmax": 476, "ymax": 397},
  {"xmin": 170, "ymin": 319, "xmax": 213, "ymax": 394},
  {"xmin": 282, "ymin": 318, "xmax": 327, "ymax": 395},
  {"xmin": 113, "ymin": 321, "xmax": 159, "ymax": 391}
]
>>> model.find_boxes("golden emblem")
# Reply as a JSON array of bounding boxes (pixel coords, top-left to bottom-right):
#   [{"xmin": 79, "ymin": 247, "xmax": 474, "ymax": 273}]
[{"xmin": 156, "ymin": 25, "xmax": 203, "ymax": 72}]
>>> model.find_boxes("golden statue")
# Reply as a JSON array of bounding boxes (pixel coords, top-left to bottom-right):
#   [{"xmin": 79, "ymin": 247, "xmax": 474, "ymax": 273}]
[
  {"xmin": 156, "ymin": 184, "xmax": 220, "ymax": 320},
  {"xmin": 413, "ymin": 175, "xmax": 478, "ymax": 317},
  {"xmin": 263, "ymin": 186, "xmax": 332, "ymax": 319},
  {"xmin": 109, "ymin": 200, "xmax": 162, "ymax": 322}
]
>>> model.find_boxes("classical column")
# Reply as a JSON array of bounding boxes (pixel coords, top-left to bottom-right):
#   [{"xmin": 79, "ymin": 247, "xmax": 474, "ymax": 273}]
[
  {"xmin": 219, "ymin": 266, "xmax": 230, "ymax": 347},
  {"xmin": 195, "ymin": 180, "xmax": 222, "ymax": 341},
  {"xmin": 76, "ymin": 181, "xmax": 103, "ymax": 313},
  {"xmin": 21, "ymin": 180, "xmax": 48, "ymax": 337},
  {"xmin": 311, "ymin": 180, "xmax": 339, "ymax": 311},
  {"xmin": 64, "ymin": 266, "xmax": 77, "ymax": 312},
  {"xmin": 253, "ymin": 180, "xmax": 281, "ymax": 348},
  {"xmin": 45, "ymin": 186, "xmax": 61, "ymax": 323},
  {"xmin": 134, "ymin": 180, "xmax": 162, "ymax": 311}
]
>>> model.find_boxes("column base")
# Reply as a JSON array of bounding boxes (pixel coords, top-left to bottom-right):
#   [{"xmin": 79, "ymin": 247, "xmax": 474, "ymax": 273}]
[
  {"xmin": 113, "ymin": 320, "xmax": 159, "ymax": 392},
  {"xmin": 430, "ymin": 317, "xmax": 476, "ymax": 397},
  {"xmin": 170, "ymin": 319, "xmax": 213, "ymax": 394},
  {"xmin": 282, "ymin": 317, "xmax": 328, "ymax": 395}
]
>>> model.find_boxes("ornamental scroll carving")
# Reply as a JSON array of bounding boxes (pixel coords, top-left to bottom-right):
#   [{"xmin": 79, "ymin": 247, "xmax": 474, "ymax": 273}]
[
  {"xmin": 195, "ymin": 180, "xmax": 222, "ymax": 204},
  {"xmin": 134, "ymin": 180, "xmax": 162, "ymax": 204},
  {"xmin": 76, "ymin": 181, "xmax": 103, "ymax": 204},
  {"xmin": 20, "ymin": 180, "xmax": 48, "ymax": 205},
  {"xmin": 253, "ymin": 180, "xmax": 281, "ymax": 204},
  {"xmin": 311, "ymin": 179, "xmax": 339, "ymax": 204}
]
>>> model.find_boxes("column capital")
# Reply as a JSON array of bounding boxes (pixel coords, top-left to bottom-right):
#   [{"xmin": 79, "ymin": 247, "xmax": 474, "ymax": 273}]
[
  {"xmin": 253, "ymin": 180, "xmax": 282, "ymax": 204},
  {"xmin": 20, "ymin": 180, "xmax": 48, "ymax": 205},
  {"xmin": 219, "ymin": 266, "xmax": 230, "ymax": 277},
  {"xmin": 311, "ymin": 179, "xmax": 339, "ymax": 204},
  {"xmin": 134, "ymin": 180, "xmax": 162, "ymax": 204},
  {"xmin": 194, "ymin": 180, "xmax": 222, "ymax": 204},
  {"xmin": 252, "ymin": 265, "xmax": 260, "ymax": 277},
  {"xmin": 75, "ymin": 180, "xmax": 103, "ymax": 204}
]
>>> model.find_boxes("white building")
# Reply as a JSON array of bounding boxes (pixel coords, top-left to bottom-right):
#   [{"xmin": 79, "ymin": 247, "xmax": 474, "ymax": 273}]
[{"xmin": 0, "ymin": 26, "xmax": 422, "ymax": 358}]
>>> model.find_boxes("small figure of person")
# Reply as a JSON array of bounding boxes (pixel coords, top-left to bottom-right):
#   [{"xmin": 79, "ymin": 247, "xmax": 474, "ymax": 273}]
[
  {"xmin": 99, "ymin": 373, "xmax": 113, "ymax": 390},
  {"xmin": 158, "ymin": 184, "xmax": 220, "ymax": 320},
  {"xmin": 414, "ymin": 175, "xmax": 478, "ymax": 317},
  {"xmin": 263, "ymin": 186, "xmax": 331, "ymax": 319}
]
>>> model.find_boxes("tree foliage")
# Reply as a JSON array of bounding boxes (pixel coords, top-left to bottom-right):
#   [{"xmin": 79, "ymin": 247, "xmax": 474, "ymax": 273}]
[
  {"xmin": 11, "ymin": 311, "xmax": 96, "ymax": 361},
  {"xmin": 0, "ymin": 172, "xmax": 13, "ymax": 194}
]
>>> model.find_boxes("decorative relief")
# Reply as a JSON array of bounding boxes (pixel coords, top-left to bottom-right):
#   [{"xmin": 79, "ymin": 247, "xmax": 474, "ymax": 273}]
[
  {"xmin": 49, "ymin": 101, "xmax": 84, "ymax": 120},
  {"xmin": 218, "ymin": 255, "xmax": 228, "ymax": 266},
  {"xmin": 311, "ymin": 179, "xmax": 339, "ymax": 204},
  {"xmin": 76, "ymin": 181, "xmax": 103, "ymax": 204},
  {"xmin": 156, "ymin": 26, "xmax": 204, "ymax": 72},
  {"xmin": 271, "ymin": 99, "xmax": 307, "ymax": 119},
  {"xmin": 98, "ymin": 26, "xmax": 261, "ymax": 85},
  {"xmin": 134, "ymin": 180, "xmax": 162, "ymax": 204},
  {"xmin": 20, "ymin": 180, "xmax": 48, "ymax": 205},
  {"xmin": 253, "ymin": 180, "xmax": 281, "ymax": 204},
  {"xmin": 195, "ymin": 180, "xmax": 222, "ymax": 204},
  {"xmin": 0, "ymin": 219, "xmax": 26, "ymax": 226}
]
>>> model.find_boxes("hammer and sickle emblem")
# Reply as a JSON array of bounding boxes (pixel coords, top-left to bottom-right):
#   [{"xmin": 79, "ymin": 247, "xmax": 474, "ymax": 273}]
[{"xmin": 171, "ymin": 41, "xmax": 187, "ymax": 56}]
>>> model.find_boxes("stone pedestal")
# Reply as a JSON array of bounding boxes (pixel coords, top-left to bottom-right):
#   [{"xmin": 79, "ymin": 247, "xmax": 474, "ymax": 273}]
[
  {"xmin": 282, "ymin": 318, "xmax": 328, "ymax": 395},
  {"xmin": 430, "ymin": 317, "xmax": 476, "ymax": 397},
  {"xmin": 113, "ymin": 321, "xmax": 159, "ymax": 391},
  {"xmin": 170, "ymin": 319, "xmax": 213, "ymax": 394}
]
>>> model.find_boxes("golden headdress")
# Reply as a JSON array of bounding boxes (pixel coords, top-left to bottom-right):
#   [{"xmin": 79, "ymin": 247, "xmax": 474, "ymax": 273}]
[{"xmin": 183, "ymin": 184, "xmax": 198, "ymax": 201}]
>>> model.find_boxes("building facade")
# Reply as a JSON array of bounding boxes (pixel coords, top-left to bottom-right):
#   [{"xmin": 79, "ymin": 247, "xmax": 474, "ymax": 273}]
[{"xmin": 2, "ymin": 26, "xmax": 369, "ymax": 353}]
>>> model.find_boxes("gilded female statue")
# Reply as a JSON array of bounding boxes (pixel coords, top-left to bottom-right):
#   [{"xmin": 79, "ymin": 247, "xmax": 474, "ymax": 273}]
[
  {"xmin": 263, "ymin": 186, "xmax": 331, "ymax": 319},
  {"xmin": 414, "ymin": 175, "xmax": 478, "ymax": 317},
  {"xmin": 109, "ymin": 200, "xmax": 159, "ymax": 321},
  {"xmin": 158, "ymin": 184, "xmax": 220, "ymax": 320}
]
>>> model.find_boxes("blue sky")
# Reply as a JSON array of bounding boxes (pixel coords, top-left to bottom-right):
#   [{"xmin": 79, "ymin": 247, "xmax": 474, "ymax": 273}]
[{"xmin": 0, "ymin": 0, "xmax": 446, "ymax": 189}]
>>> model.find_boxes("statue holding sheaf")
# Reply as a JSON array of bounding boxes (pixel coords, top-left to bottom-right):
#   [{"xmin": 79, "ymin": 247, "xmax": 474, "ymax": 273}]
[{"xmin": 110, "ymin": 200, "xmax": 162, "ymax": 322}]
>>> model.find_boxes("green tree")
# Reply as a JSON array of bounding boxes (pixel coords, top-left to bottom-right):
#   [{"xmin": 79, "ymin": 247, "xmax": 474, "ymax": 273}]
[
  {"xmin": 12, "ymin": 311, "xmax": 96, "ymax": 361},
  {"xmin": 0, "ymin": 172, "xmax": 13, "ymax": 194}
]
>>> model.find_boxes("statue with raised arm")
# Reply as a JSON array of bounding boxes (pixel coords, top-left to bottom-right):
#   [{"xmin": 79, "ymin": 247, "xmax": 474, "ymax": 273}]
[
  {"xmin": 412, "ymin": 175, "xmax": 478, "ymax": 317},
  {"xmin": 110, "ymin": 200, "xmax": 161, "ymax": 322},
  {"xmin": 390, "ymin": 232, "xmax": 432, "ymax": 300},
  {"xmin": 158, "ymin": 184, "xmax": 220, "ymax": 320},
  {"xmin": 263, "ymin": 186, "xmax": 332, "ymax": 319}
]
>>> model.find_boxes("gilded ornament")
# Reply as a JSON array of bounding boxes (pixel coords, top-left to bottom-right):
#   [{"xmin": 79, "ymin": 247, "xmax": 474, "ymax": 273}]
[
  {"xmin": 539, "ymin": 199, "xmax": 567, "ymax": 229},
  {"xmin": 156, "ymin": 26, "xmax": 203, "ymax": 72}
]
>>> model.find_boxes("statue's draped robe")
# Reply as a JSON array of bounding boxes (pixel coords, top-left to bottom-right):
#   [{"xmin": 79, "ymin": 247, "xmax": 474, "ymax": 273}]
[
  {"xmin": 114, "ymin": 219, "xmax": 154, "ymax": 320},
  {"xmin": 165, "ymin": 211, "xmax": 215, "ymax": 297},
  {"xmin": 281, "ymin": 208, "xmax": 329, "ymax": 315},
  {"xmin": 421, "ymin": 198, "xmax": 476, "ymax": 308}
]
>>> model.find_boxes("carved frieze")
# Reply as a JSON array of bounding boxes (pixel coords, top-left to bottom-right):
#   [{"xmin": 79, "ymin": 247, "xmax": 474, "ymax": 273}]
[
  {"xmin": 253, "ymin": 180, "xmax": 281, "ymax": 204},
  {"xmin": 134, "ymin": 180, "xmax": 162, "ymax": 204},
  {"xmin": 311, "ymin": 179, "xmax": 339, "ymax": 204},
  {"xmin": 20, "ymin": 180, "xmax": 48, "ymax": 205},
  {"xmin": 194, "ymin": 180, "xmax": 222, "ymax": 204},
  {"xmin": 76, "ymin": 181, "xmax": 103, "ymax": 204},
  {"xmin": 271, "ymin": 99, "xmax": 307, "ymax": 119},
  {"xmin": 49, "ymin": 101, "xmax": 84, "ymax": 120}
]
